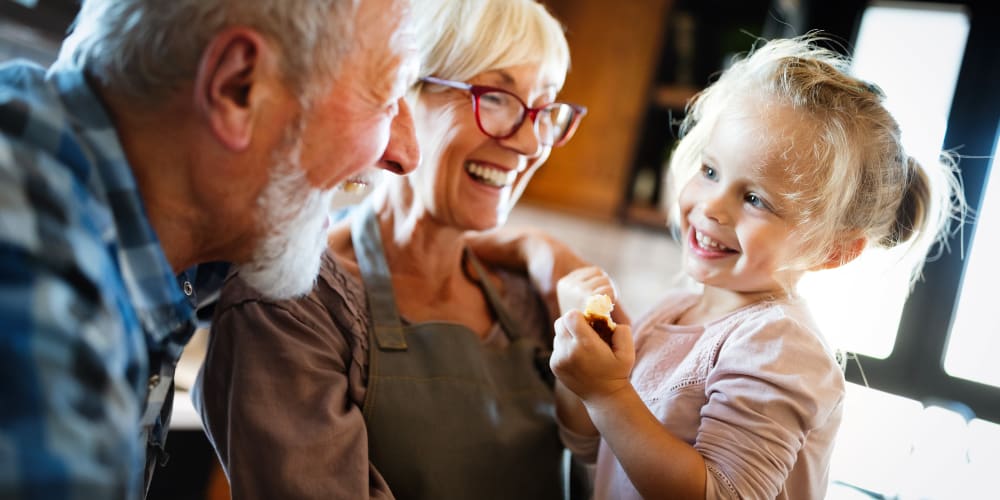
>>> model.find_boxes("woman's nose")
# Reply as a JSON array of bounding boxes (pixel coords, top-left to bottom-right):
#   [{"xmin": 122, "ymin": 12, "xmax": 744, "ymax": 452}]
[
  {"xmin": 378, "ymin": 98, "xmax": 420, "ymax": 175},
  {"xmin": 498, "ymin": 114, "xmax": 544, "ymax": 158}
]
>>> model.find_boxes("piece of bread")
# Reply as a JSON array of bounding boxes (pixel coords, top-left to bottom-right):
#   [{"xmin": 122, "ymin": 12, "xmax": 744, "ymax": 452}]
[{"xmin": 583, "ymin": 294, "xmax": 616, "ymax": 346}]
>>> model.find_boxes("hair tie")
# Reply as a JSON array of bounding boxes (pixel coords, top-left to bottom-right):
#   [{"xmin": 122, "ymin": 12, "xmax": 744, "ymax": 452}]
[{"xmin": 861, "ymin": 80, "xmax": 885, "ymax": 98}]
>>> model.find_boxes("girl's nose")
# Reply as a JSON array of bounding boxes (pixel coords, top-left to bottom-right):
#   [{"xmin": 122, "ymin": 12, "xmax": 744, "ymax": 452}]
[{"xmin": 701, "ymin": 190, "xmax": 731, "ymax": 225}]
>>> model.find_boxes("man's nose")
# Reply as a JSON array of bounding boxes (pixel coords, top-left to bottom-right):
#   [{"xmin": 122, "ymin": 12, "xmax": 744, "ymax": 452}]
[{"xmin": 378, "ymin": 97, "xmax": 420, "ymax": 175}]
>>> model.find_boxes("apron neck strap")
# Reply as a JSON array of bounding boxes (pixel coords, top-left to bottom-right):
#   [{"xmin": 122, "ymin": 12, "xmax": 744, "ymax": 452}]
[
  {"xmin": 463, "ymin": 249, "xmax": 524, "ymax": 341},
  {"xmin": 350, "ymin": 200, "xmax": 527, "ymax": 348},
  {"xmin": 351, "ymin": 201, "xmax": 407, "ymax": 350}
]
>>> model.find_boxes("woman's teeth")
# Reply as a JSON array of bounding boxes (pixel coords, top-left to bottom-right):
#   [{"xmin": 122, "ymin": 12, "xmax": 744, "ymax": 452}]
[
  {"xmin": 695, "ymin": 230, "xmax": 732, "ymax": 251},
  {"xmin": 465, "ymin": 162, "xmax": 515, "ymax": 188}
]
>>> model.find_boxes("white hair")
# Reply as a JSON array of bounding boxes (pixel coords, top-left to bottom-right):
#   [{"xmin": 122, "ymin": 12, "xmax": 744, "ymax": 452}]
[
  {"xmin": 412, "ymin": 0, "xmax": 570, "ymax": 87},
  {"xmin": 55, "ymin": 0, "xmax": 357, "ymax": 103},
  {"xmin": 406, "ymin": 0, "xmax": 570, "ymax": 223}
]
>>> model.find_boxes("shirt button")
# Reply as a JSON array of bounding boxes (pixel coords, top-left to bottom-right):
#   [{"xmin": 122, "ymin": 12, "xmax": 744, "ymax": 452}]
[
  {"xmin": 148, "ymin": 374, "xmax": 161, "ymax": 391},
  {"xmin": 182, "ymin": 281, "xmax": 193, "ymax": 296}
]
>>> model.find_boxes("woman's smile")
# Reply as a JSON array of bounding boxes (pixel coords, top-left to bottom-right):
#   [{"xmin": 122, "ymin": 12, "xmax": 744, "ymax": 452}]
[{"xmin": 464, "ymin": 160, "xmax": 516, "ymax": 188}]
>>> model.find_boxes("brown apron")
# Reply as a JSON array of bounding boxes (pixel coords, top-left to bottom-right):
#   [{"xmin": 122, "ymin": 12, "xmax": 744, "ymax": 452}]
[{"xmin": 351, "ymin": 202, "xmax": 564, "ymax": 500}]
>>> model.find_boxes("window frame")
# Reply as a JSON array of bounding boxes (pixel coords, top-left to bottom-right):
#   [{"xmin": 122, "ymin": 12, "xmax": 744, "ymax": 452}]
[{"xmin": 823, "ymin": 0, "xmax": 1000, "ymax": 423}]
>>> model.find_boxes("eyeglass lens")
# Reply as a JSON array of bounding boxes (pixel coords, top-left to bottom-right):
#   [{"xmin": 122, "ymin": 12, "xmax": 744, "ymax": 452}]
[{"xmin": 476, "ymin": 90, "xmax": 577, "ymax": 145}]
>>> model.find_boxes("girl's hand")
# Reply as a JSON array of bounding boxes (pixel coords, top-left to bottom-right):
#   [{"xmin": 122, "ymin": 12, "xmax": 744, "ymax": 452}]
[
  {"xmin": 550, "ymin": 310, "xmax": 634, "ymax": 402},
  {"xmin": 557, "ymin": 266, "xmax": 618, "ymax": 317}
]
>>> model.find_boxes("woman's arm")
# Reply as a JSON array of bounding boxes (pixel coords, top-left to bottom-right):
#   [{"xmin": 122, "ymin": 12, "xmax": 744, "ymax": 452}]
[{"xmin": 465, "ymin": 227, "xmax": 591, "ymax": 323}]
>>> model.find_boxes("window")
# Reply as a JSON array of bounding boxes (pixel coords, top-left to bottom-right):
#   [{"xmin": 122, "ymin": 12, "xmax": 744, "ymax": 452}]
[
  {"xmin": 799, "ymin": 1, "xmax": 970, "ymax": 358},
  {"xmin": 944, "ymin": 143, "xmax": 1000, "ymax": 387},
  {"xmin": 834, "ymin": 0, "xmax": 1000, "ymax": 425},
  {"xmin": 800, "ymin": 2, "xmax": 1000, "ymax": 496}
]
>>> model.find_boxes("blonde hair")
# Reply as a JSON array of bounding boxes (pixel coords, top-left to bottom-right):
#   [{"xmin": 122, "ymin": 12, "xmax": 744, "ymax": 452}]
[
  {"xmin": 411, "ymin": 0, "xmax": 570, "ymax": 88},
  {"xmin": 56, "ymin": 0, "xmax": 356, "ymax": 104},
  {"xmin": 667, "ymin": 35, "xmax": 964, "ymax": 286}
]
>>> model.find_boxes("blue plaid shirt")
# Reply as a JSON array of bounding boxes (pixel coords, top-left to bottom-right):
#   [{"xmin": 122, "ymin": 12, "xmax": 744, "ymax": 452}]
[{"xmin": 0, "ymin": 60, "xmax": 198, "ymax": 499}]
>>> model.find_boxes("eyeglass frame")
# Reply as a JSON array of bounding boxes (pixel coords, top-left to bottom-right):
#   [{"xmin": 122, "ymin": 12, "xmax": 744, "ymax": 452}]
[{"xmin": 419, "ymin": 76, "xmax": 587, "ymax": 148}]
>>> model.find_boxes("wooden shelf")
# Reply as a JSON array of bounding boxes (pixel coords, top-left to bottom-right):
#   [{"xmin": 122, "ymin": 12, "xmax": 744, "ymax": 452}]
[
  {"xmin": 651, "ymin": 84, "xmax": 700, "ymax": 110},
  {"xmin": 622, "ymin": 202, "xmax": 670, "ymax": 232},
  {"xmin": 522, "ymin": 0, "xmax": 674, "ymax": 220}
]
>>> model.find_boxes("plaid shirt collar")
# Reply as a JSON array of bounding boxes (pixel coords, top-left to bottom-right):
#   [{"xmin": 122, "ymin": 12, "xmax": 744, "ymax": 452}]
[{"xmin": 50, "ymin": 64, "xmax": 195, "ymax": 357}]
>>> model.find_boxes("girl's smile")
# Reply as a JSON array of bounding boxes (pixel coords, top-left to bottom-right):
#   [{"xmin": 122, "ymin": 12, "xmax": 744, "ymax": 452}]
[
  {"xmin": 678, "ymin": 96, "xmax": 812, "ymax": 297},
  {"xmin": 688, "ymin": 226, "xmax": 738, "ymax": 257}
]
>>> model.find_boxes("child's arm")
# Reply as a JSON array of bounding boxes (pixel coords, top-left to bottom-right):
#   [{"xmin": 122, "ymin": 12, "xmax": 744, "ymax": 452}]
[
  {"xmin": 554, "ymin": 380, "xmax": 596, "ymax": 437},
  {"xmin": 552, "ymin": 266, "xmax": 619, "ymax": 438},
  {"xmin": 552, "ymin": 311, "xmax": 707, "ymax": 500}
]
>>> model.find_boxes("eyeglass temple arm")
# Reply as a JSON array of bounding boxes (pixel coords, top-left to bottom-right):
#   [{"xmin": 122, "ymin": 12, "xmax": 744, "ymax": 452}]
[{"xmin": 420, "ymin": 76, "xmax": 472, "ymax": 91}]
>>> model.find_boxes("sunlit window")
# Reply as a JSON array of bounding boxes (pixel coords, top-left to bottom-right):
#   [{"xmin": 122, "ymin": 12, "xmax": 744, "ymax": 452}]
[
  {"xmin": 944, "ymin": 141, "xmax": 1000, "ymax": 387},
  {"xmin": 802, "ymin": 4, "xmax": 992, "ymax": 497},
  {"xmin": 964, "ymin": 418, "xmax": 1000, "ymax": 496},
  {"xmin": 830, "ymin": 384, "xmax": 1000, "ymax": 498},
  {"xmin": 798, "ymin": 2, "xmax": 969, "ymax": 358},
  {"xmin": 829, "ymin": 383, "xmax": 923, "ymax": 495}
]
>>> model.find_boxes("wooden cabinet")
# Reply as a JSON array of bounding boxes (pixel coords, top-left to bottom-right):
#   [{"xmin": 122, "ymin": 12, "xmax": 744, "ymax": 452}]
[
  {"xmin": 523, "ymin": 0, "xmax": 674, "ymax": 221},
  {"xmin": 527, "ymin": 0, "xmax": 785, "ymax": 228}
]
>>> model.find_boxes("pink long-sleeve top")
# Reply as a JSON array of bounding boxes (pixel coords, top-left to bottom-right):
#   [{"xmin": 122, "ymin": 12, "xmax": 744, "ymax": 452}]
[{"xmin": 561, "ymin": 290, "xmax": 846, "ymax": 500}]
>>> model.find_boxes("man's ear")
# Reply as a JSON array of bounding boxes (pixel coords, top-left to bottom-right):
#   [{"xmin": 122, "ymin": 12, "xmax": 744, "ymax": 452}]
[
  {"xmin": 814, "ymin": 236, "xmax": 867, "ymax": 271},
  {"xmin": 193, "ymin": 28, "xmax": 274, "ymax": 152}
]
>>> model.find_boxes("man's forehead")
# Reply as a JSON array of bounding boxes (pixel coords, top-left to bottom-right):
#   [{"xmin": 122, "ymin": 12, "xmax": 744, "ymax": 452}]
[
  {"xmin": 345, "ymin": 0, "xmax": 418, "ymax": 96},
  {"xmin": 355, "ymin": 0, "xmax": 410, "ymax": 40},
  {"xmin": 383, "ymin": 3, "xmax": 420, "ymax": 95},
  {"xmin": 393, "ymin": 3, "xmax": 420, "ymax": 79},
  {"xmin": 369, "ymin": 0, "xmax": 417, "ymax": 63}
]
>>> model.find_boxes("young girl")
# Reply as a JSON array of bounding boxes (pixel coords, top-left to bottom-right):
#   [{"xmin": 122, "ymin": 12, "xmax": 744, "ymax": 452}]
[{"xmin": 550, "ymin": 36, "xmax": 962, "ymax": 500}]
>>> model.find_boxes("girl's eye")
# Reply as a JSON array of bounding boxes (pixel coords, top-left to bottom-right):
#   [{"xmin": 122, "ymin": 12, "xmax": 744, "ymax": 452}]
[
  {"xmin": 745, "ymin": 193, "xmax": 768, "ymax": 210},
  {"xmin": 701, "ymin": 164, "xmax": 717, "ymax": 180}
]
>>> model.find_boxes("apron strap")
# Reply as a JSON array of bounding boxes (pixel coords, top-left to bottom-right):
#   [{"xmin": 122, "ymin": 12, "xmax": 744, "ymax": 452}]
[
  {"xmin": 351, "ymin": 201, "xmax": 407, "ymax": 350},
  {"xmin": 463, "ymin": 248, "xmax": 526, "ymax": 342}
]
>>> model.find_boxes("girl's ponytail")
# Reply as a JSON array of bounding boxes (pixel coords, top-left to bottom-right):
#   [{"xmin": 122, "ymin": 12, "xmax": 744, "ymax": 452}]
[
  {"xmin": 879, "ymin": 152, "xmax": 965, "ymax": 288},
  {"xmin": 881, "ymin": 156, "xmax": 931, "ymax": 248}
]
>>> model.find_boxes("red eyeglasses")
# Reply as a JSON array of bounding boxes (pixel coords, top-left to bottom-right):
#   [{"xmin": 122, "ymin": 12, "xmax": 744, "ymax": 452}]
[{"xmin": 420, "ymin": 76, "xmax": 587, "ymax": 148}]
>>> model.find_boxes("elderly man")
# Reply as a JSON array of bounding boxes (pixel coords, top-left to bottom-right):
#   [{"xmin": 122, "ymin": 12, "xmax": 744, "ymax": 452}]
[{"xmin": 0, "ymin": 0, "xmax": 419, "ymax": 497}]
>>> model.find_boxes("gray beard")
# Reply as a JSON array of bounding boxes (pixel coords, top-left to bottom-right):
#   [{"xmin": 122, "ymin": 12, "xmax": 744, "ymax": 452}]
[{"xmin": 235, "ymin": 141, "xmax": 333, "ymax": 300}]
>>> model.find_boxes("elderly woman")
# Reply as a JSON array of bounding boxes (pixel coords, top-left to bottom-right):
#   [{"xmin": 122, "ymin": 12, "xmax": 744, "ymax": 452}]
[{"xmin": 194, "ymin": 0, "xmax": 587, "ymax": 498}]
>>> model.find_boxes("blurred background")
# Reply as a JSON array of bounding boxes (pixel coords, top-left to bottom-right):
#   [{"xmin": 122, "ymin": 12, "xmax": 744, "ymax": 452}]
[{"xmin": 3, "ymin": 0, "xmax": 999, "ymax": 498}]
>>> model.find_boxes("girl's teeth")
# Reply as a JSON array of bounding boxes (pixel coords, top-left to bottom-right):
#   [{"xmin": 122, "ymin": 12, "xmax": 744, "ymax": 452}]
[
  {"xmin": 466, "ymin": 162, "xmax": 515, "ymax": 187},
  {"xmin": 695, "ymin": 230, "xmax": 730, "ymax": 251}
]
